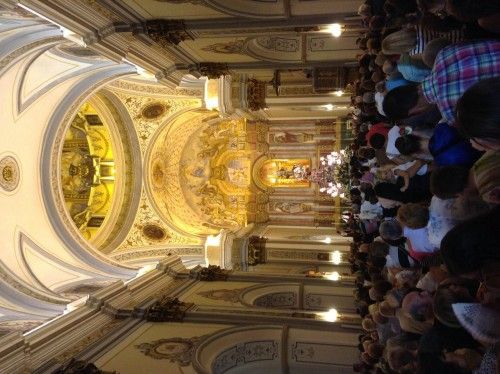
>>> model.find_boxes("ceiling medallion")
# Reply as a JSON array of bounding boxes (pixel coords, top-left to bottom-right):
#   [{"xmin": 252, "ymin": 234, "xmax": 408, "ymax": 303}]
[
  {"xmin": 142, "ymin": 223, "xmax": 168, "ymax": 241},
  {"xmin": 0, "ymin": 156, "xmax": 20, "ymax": 192},
  {"xmin": 141, "ymin": 102, "xmax": 169, "ymax": 120},
  {"xmin": 150, "ymin": 156, "xmax": 166, "ymax": 190}
]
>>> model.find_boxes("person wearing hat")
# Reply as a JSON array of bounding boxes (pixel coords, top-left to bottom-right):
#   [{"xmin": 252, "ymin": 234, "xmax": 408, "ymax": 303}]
[{"xmin": 452, "ymin": 303, "xmax": 500, "ymax": 345}]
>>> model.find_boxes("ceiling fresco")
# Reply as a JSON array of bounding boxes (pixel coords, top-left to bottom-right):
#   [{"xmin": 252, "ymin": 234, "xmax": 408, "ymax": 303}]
[{"xmin": 146, "ymin": 113, "xmax": 262, "ymax": 236}]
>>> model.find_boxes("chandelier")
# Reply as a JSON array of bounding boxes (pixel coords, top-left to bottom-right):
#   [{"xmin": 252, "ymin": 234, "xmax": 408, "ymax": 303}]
[{"xmin": 309, "ymin": 150, "xmax": 347, "ymax": 198}]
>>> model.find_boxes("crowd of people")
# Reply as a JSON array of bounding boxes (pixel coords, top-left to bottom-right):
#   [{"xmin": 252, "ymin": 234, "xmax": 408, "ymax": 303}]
[{"xmin": 344, "ymin": 0, "xmax": 500, "ymax": 372}]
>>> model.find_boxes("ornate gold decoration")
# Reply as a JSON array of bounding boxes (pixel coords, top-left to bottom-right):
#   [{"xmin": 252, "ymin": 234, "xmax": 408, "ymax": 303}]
[
  {"xmin": 0, "ymin": 156, "xmax": 20, "ymax": 192},
  {"xmin": 197, "ymin": 287, "xmax": 250, "ymax": 303},
  {"xmin": 144, "ymin": 20, "xmax": 194, "ymax": 47},
  {"xmin": 267, "ymin": 85, "xmax": 314, "ymax": 97},
  {"xmin": 136, "ymin": 335, "xmax": 207, "ymax": 365},
  {"xmin": 258, "ymin": 159, "xmax": 311, "ymax": 188},
  {"xmin": 53, "ymin": 358, "xmax": 113, "ymax": 374},
  {"xmin": 60, "ymin": 103, "xmax": 117, "ymax": 242},
  {"xmin": 0, "ymin": 320, "xmax": 42, "ymax": 335},
  {"xmin": 202, "ymin": 40, "xmax": 245, "ymax": 54},
  {"xmin": 269, "ymin": 131, "xmax": 314, "ymax": 144},
  {"xmin": 146, "ymin": 296, "xmax": 193, "ymax": 322},
  {"xmin": 83, "ymin": 0, "xmax": 122, "ymax": 22},
  {"xmin": 146, "ymin": 114, "xmax": 254, "ymax": 235},
  {"xmin": 247, "ymin": 78, "xmax": 267, "ymax": 111},
  {"xmin": 53, "ymin": 320, "xmax": 123, "ymax": 363},
  {"xmin": 117, "ymin": 192, "xmax": 199, "ymax": 249},
  {"xmin": 108, "ymin": 79, "xmax": 202, "ymax": 97},
  {"xmin": 111, "ymin": 247, "xmax": 203, "ymax": 262},
  {"xmin": 189, "ymin": 63, "xmax": 230, "ymax": 79},
  {"xmin": 191, "ymin": 265, "xmax": 230, "ymax": 281},
  {"xmin": 112, "ymin": 92, "xmax": 200, "ymax": 153}
]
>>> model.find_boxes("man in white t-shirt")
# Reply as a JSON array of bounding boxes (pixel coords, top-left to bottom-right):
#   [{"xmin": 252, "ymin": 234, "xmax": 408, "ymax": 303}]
[
  {"xmin": 385, "ymin": 244, "xmax": 416, "ymax": 269},
  {"xmin": 359, "ymin": 200, "xmax": 383, "ymax": 220},
  {"xmin": 427, "ymin": 195, "xmax": 490, "ymax": 248},
  {"xmin": 403, "ymin": 226, "xmax": 437, "ymax": 255}
]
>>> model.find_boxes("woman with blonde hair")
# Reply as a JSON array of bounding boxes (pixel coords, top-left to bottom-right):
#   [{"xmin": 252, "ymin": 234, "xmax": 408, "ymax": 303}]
[
  {"xmin": 383, "ymin": 24, "xmax": 463, "ymax": 56},
  {"xmin": 375, "ymin": 159, "xmax": 428, "ymax": 192}
]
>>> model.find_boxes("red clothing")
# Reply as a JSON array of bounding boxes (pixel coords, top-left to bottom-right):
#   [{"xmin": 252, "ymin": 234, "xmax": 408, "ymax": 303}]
[
  {"xmin": 406, "ymin": 240, "xmax": 433, "ymax": 262},
  {"xmin": 366, "ymin": 122, "xmax": 390, "ymax": 143}
]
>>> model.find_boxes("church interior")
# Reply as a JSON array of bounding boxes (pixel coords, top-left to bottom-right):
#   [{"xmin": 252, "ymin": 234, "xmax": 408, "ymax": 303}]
[
  {"xmin": 0, "ymin": 0, "xmax": 425, "ymax": 373},
  {"xmin": 0, "ymin": 0, "xmax": 500, "ymax": 374}
]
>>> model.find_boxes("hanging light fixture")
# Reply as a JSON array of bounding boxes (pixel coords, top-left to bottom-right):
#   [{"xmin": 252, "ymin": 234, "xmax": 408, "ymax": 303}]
[
  {"xmin": 327, "ymin": 23, "xmax": 343, "ymax": 38},
  {"xmin": 309, "ymin": 149, "xmax": 348, "ymax": 198}
]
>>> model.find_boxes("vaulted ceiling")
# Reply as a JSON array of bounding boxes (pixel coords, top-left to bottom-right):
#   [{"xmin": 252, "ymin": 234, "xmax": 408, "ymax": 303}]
[{"xmin": 0, "ymin": 0, "xmax": 356, "ymax": 330}]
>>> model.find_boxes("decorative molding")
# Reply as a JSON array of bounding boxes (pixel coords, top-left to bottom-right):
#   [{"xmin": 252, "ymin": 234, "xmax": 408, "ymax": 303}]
[
  {"xmin": 0, "ymin": 253, "xmax": 67, "ymax": 307},
  {"xmin": 136, "ymin": 335, "xmax": 207, "ymax": 365},
  {"xmin": 254, "ymin": 292, "xmax": 296, "ymax": 308},
  {"xmin": 111, "ymin": 91, "xmax": 200, "ymax": 153},
  {"xmin": 52, "ymin": 358, "xmax": 112, "ymax": 374},
  {"xmin": 304, "ymin": 293, "xmax": 322, "ymax": 309},
  {"xmin": 212, "ymin": 340, "xmax": 279, "ymax": 373},
  {"xmin": 197, "ymin": 286, "xmax": 251, "ymax": 304},
  {"xmin": 0, "ymin": 320, "xmax": 43, "ymax": 337},
  {"xmin": 0, "ymin": 155, "xmax": 20, "ymax": 193},
  {"xmin": 116, "ymin": 192, "xmax": 201, "ymax": 250},
  {"xmin": 82, "ymin": 0, "xmax": 122, "ymax": 22},
  {"xmin": 16, "ymin": 50, "xmax": 113, "ymax": 116},
  {"xmin": 88, "ymin": 93, "xmax": 143, "ymax": 252},
  {"xmin": 40, "ymin": 63, "xmax": 139, "ymax": 277},
  {"xmin": 189, "ymin": 63, "xmax": 230, "ymax": 79},
  {"xmin": 247, "ymin": 78, "xmax": 267, "ymax": 111},
  {"xmin": 111, "ymin": 246, "xmax": 203, "ymax": 262},
  {"xmin": 53, "ymin": 320, "xmax": 124, "ymax": 364},
  {"xmin": 191, "ymin": 265, "xmax": 230, "ymax": 281},
  {"xmin": 267, "ymin": 249, "xmax": 331, "ymax": 261},
  {"xmin": 144, "ymin": 20, "xmax": 194, "ymax": 48},
  {"xmin": 108, "ymin": 79, "xmax": 202, "ymax": 97},
  {"xmin": 202, "ymin": 39, "xmax": 245, "ymax": 55},
  {"xmin": 17, "ymin": 230, "xmax": 109, "ymax": 301},
  {"xmin": 145, "ymin": 296, "xmax": 193, "ymax": 322},
  {"xmin": 0, "ymin": 35, "xmax": 62, "ymax": 78}
]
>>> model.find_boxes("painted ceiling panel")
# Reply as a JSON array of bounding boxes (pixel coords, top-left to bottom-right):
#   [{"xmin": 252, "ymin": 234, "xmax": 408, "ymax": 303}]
[
  {"xmin": 21, "ymin": 52, "xmax": 84, "ymax": 100},
  {"xmin": 22, "ymin": 244, "xmax": 95, "ymax": 290}
]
